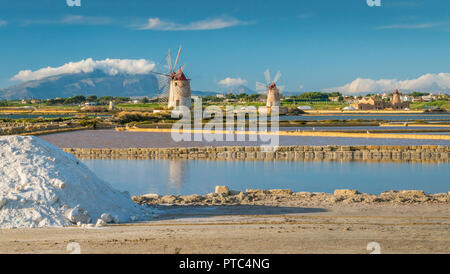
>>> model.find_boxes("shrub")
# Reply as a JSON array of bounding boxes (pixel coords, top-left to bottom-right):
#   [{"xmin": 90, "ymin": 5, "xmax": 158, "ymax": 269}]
[
  {"xmin": 79, "ymin": 119, "xmax": 97, "ymax": 128},
  {"xmin": 81, "ymin": 106, "xmax": 108, "ymax": 112}
]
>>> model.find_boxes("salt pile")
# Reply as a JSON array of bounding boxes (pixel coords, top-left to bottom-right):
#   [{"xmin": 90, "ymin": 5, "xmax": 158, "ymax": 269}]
[{"xmin": 0, "ymin": 136, "xmax": 151, "ymax": 228}]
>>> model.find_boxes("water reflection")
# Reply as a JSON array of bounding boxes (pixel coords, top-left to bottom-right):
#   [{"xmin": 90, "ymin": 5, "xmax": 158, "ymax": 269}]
[
  {"xmin": 82, "ymin": 159, "xmax": 450, "ymax": 196},
  {"xmin": 167, "ymin": 160, "xmax": 186, "ymax": 194}
]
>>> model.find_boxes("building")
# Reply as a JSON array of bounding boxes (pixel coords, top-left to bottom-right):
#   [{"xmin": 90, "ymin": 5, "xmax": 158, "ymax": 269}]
[
  {"xmin": 351, "ymin": 97, "xmax": 386, "ymax": 110},
  {"xmin": 344, "ymin": 97, "xmax": 359, "ymax": 104},
  {"xmin": 266, "ymin": 83, "xmax": 281, "ymax": 107},
  {"xmin": 401, "ymin": 95, "xmax": 413, "ymax": 102},
  {"xmin": 168, "ymin": 67, "xmax": 192, "ymax": 109},
  {"xmin": 391, "ymin": 89, "xmax": 410, "ymax": 110},
  {"xmin": 421, "ymin": 94, "xmax": 435, "ymax": 102},
  {"xmin": 351, "ymin": 90, "xmax": 409, "ymax": 110},
  {"xmin": 108, "ymin": 100, "xmax": 115, "ymax": 111}
]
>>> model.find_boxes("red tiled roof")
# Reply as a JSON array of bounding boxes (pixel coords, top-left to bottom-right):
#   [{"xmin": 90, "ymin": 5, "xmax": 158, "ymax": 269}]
[{"xmin": 174, "ymin": 67, "xmax": 187, "ymax": 80}]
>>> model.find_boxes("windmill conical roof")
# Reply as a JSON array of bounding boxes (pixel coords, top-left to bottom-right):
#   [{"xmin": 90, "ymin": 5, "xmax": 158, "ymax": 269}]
[{"xmin": 175, "ymin": 67, "xmax": 187, "ymax": 80}]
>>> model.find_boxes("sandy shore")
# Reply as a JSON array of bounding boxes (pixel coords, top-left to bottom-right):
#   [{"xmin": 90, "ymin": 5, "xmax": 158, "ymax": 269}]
[{"xmin": 1, "ymin": 190, "xmax": 449, "ymax": 254}]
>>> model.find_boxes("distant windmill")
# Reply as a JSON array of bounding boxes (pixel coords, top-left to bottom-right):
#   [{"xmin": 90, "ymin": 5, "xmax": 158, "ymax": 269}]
[
  {"xmin": 152, "ymin": 46, "xmax": 191, "ymax": 109},
  {"xmin": 256, "ymin": 69, "xmax": 284, "ymax": 107}
]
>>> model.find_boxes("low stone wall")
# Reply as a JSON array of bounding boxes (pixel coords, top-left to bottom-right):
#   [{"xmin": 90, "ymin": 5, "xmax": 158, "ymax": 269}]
[{"xmin": 62, "ymin": 145, "xmax": 450, "ymax": 162}]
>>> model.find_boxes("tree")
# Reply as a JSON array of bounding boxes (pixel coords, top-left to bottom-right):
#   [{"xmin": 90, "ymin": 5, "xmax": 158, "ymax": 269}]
[
  {"xmin": 87, "ymin": 95, "xmax": 98, "ymax": 102},
  {"xmin": 248, "ymin": 94, "xmax": 260, "ymax": 101},
  {"xmin": 63, "ymin": 95, "xmax": 86, "ymax": 105},
  {"xmin": 225, "ymin": 93, "xmax": 236, "ymax": 99},
  {"xmin": 295, "ymin": 92, "xmax": 330, "ymax": 101},
  {"xmin": 411, "ymin": 92, "xmax": 429, "ymax": 98}
]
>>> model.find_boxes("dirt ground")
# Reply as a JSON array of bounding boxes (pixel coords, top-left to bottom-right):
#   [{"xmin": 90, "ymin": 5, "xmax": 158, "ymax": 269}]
[{"xmin": 0, "ymin": 203, "xmax": 448, "ymax": 254}]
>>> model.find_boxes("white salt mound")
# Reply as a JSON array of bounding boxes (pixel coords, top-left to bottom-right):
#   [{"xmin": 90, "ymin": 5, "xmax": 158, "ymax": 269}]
[{"xmin": 0, "ymin": 136, "xmax": 151, "ymax": 228}]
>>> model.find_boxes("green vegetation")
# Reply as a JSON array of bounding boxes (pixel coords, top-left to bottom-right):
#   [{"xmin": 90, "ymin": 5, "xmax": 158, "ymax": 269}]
[
  {"xmin": 281, "ymin": 101, "xmax": 347, "ymax": 110},
  {"xmin": 78, "ymin": 118, "xmax": 98, "ymax": 128},
  {"xmin": 410, "ymin": 92, "xmax": 430, "ymax": 98},
  {"xmin": 0, "ymin": 92, "xmax": 448, "ymax": 114},
  {"xmin": 410, "ymin": 100, "xmax": 450, "ymax": 111},
  {"xmin": 117, "ymin": 103, "xmax": 162, "ymax": 109},
  {"xmin": 290, "ymin": 92, "xmax": 334, "ymax": 101},
  {"xmin": 116, "ymin": 111, "xmax": 175, "ymax": 124}
]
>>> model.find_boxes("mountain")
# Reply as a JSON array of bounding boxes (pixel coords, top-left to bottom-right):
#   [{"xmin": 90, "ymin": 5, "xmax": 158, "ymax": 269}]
[
  {"xmin": 222, "ymin": 85, "xmax": 257, "ymax": 95},
  {"xmin": 0, "ymin": 70, "xmax": 218, "ymax": 100}
]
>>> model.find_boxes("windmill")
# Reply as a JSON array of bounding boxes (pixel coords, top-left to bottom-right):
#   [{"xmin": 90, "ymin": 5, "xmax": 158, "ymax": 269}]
[
  {"xmin": 153, "ymin": 46, "xmax": 191, "ymax": 109},
  {"xmin": 256, "ymin": 69, "xmax": 283, "ymax": 107}
]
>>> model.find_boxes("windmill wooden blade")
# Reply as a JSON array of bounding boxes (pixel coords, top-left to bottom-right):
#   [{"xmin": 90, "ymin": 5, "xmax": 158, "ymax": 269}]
[
  {"xmin": 158, "ymin": 76, "xmax": 171, "ymax": 103},
  {"xmin": 273, "ymin": 71, "xmax": 282, "ymax": 84},
  {"xmin": 166, "ymin": 49, "xmax": 172, "ymax": 73},
  {"xmin": 256, "ymin": 81, "xmax": 268, "ymax": 92},
  {"xmin": 173, "ymin": 45, "xmax": 182, "ymax": 70},
  {"xmin": 264, "ymin": 69, "xmax": 271, "ymax": 85},
  {"xmin": 157, "ymin": 74, "xmax": 170, "ymax": 90}
]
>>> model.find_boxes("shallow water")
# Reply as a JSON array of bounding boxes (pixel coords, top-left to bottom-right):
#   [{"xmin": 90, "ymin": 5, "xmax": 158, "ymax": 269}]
[
  {"xmin": 40, "ymin": 129, "xmax": 450, "ymax": 148},
  {"xmin": 280, "ymin": 114, "xmax": 450, "ymax": 121},
  {"xmin": 82, "ymin": 159, "xmax": 450, "ymax": 196},
  {"xmin": 0, "ymin": 114, "xmax": 74, "ymax": 119},
  {"xmin": 0, "ymin": 114, "xmax": 111, "ymax": 119}
]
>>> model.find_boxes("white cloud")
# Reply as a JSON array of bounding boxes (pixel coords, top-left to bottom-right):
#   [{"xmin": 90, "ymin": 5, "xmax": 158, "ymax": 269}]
[
  {"xmin": 297, "ymin": 13, "xmax": 313, "ymax": 19},
  {"xmin": 0, "ymin": 20, "xmax": 7, "ymax": 27},
  {"xmin": 376, "ymin": 22, "xmax": 441, "ymax": 30},
  {"xmin": 218, "ymin": 77, "xmax": 247, "ymax": 87},
  {"xmin": 324, "ymin": 73, "xmax": 450, "ymax": 94},
  {"xmin": 59, "ymin": 15, "xmax": 112, "ymax": 25},
  {"xmin": 138, "ymin": 16, "xmax": 246, "ymax": 31},
  {"xmin": 12, "ymin": 58, "xmax": 156, "ymax": 82},
  {"xmin": 298, "ymin": 84, "xmax": 304, "ymax": 90},
  {"xmin": 22, "ymin": 15, "xmax": 112, "ymax": 26}
]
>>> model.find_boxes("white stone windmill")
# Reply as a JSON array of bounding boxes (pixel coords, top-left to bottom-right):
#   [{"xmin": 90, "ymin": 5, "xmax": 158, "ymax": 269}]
[
  {"xmin": 155, "ymin": 46, "xmax": 192, "ymax": 109},
  {"xmin": 256, "ymin": 69, "xmax": 284, "ymax": 107}
]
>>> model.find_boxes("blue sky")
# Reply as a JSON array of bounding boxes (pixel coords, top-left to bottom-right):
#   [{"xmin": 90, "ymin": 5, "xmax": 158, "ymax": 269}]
[{"xmin": 0, "ymin": 0, "xmax": 449, "ymax": 94}]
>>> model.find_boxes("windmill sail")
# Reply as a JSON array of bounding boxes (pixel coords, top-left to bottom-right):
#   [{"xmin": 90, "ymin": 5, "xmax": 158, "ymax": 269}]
[
  {"xmin": 173, "ymin": 45, "xmax": 182, "ymax": 71},
  {"xmin": 148, "ymin": 45, "xmax": 188, "ymax": 104},
  {"xmin": 273, "ymin": 71, "xmax": 282, "ymax": 84},
  {"xmin": 264, "ymin": 69, "xmax": 271, "ymax": 85},
  {"xmin": 166, "ymin": 49, "xmax": 172, "ymax": 73},
  {"xmin": 256, "ymin": 81, "xmax": 268, "ymax": 93}
]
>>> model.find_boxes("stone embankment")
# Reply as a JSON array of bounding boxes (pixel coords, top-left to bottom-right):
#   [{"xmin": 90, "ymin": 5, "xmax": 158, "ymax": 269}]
[
  {"xmin": 132, "ymin": 187, "xmax": 450, "ymax": 207},
  {"xmin": 0, "ymin": 121, "xmax": 78, "ymax": 135},
  {"xmin": 0, "ymin": 121, "xmax": 114, "ymax": 136},
  {"xmin": 62, "ymin": 145, "xmax": 450, "ymax": 162}
]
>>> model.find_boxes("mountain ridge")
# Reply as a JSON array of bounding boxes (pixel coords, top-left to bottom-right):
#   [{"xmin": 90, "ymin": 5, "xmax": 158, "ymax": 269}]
[{"xmin": 0, "ymin": 70, "xmax": 218, "ymax": 100}]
